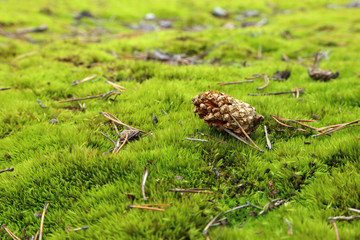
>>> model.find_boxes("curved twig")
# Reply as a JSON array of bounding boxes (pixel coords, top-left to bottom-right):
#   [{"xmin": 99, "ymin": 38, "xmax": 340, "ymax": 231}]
[{"xmin": 256, "ymin": 74, "xmax": 270, "ymax": 90}]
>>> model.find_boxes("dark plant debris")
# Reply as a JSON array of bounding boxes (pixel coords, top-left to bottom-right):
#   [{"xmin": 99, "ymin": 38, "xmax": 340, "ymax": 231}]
[{"xmin": 307, "ymin": 68, "xmax": 339, "ymax": 81}]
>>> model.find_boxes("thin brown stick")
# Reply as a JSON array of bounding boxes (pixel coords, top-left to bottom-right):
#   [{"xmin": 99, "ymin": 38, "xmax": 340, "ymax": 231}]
[
  {"xmin": 248, "ymin": 89, "xmax": 305, "ymax": 96},
  {"xmin": 39, "ymin": 203, "xmax": 49, "ymax": 240},
  {"xmin": 295, "ymin": 119, "xmax": 319, "ymax": 122},
  {"xmin": 221, "ymin": 127, "xmax": 261, "ymax": 152},
  {"xmin": 112, "ymin": 139, "xmax": 120, "ymax": 153},
  {"xmin": 331, "ymin": 221, "xmax": 340, "ymax": 240},
  {"xmin": 274, "ymin": 115, "xmax": 319, "ymax": 131},
  {"xmin": 349, "ymin": 208, "xmax": 360, "ymax": 214},
  {"xmin": 329, "ymin": 216, "xmax": 360, "ymax": 221},
  {"xmin": 259, "ymin": 198, "xmax": 284, "ymax": 215},
  {"xmin": 256, "ymin": 74, "xmax": 270, "ymax": 90},
  {"xmin": 11, "ymin": 50, "xmax": 38, "ymax": 64},
  {"xmin": 282, "ymin": 53, "xmax": 290, "ymax": 62},
  {"xmin": 0, "ymin": 87, "xmax": 11, "ymax": 91},
  {"xmin": 184, "ymin": 137, "xmax": 209, "ymax": 142},
  {"xmin": 1, "ymin": 224, "xmax": 21, "ymax": 240},
  {"xmin": 295, "ymin": 87, "xmax": 300, "ymax": 98},
  {"xmin": 313, "ymin": 119, "xmax": 360, "ymax": 137},
  {"xmin": 72, "ymin": 74, "xmax": 97, "ymax": 86},
  {"xmin": 127, "ymin": 205, "xmax": 165, "ymax": 212},
  {"xmin": 202, "ymin": 212, "xmax": 223, "ymax": 235},
  {"xmin": 34, "ymin": 230, "xmax": 39, "ymax": 240},
  {"xmin": 115, "ymin": 133, "xmax": 129, "ymax": 153},
  {"xmin": 113, "ymin": 122, "xmax": 120, "ymax": 136},
  {"xmin": 246, "ymin": 199, "xmax": 262, "ymax": 209},
  {"xmin": 142, "ymin": 167, "xmax": 148, "ymax": 201},
  {"xmin": 224, "ymin": 204, "xmax": 250, "ymax": 215},
  {"xmin": 217, "ymin": 80, "xmax": 254, "ymax": 86},
  {"xmin": 101, "ymin": 132, "xmax": 116, "ymax": 147},
  {"xmin": 229, "ymin": 113, "xmax": 264, "ymax": 152},
  {"xmin": 186, "ymin": 188, "xmax": 211, "ymax": 190},
  {"xmin": 58, "ymin": 94, "xmax": 102, "ymax": 103},
  {"xmin": 257, "ymin": 45, "xmax": 262, "ymax": 59},
  {"xmin": 100, "ymin": 112, "xmax": 146, "ymax": 133},
  {"xmin": 285, "ymin": 218, "xmax": 293, "ymax": 235},
  {"xmin": 169, "ymin": 188, "xmax": 213, "ymax": 194},
  {"xmin": 141, "ymin": 204, "xmax": 170, "ymax": 207},
  {"xmin": 270, "ymin": 115, "xmax": 310, "ymax": 133},
  {"xmin": 105, "ymin": 80, "xmax": 126, "ymax": 91},
  {"xmin": 197, "ymin": 131, "xmax": 234, "ymax": 148},
  {"xmin": 67, "ymin": 226, "xmax": 89, "ymax": 232},
  {"xmin": 264, "ymin": 125, "xmax": 271, "ymax": 149}
]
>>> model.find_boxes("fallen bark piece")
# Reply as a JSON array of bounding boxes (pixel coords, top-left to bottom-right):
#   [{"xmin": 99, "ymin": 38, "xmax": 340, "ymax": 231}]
[
  {"xmin": 308, "ymin": 68, "xmax": 339, "ymax": 81},
  {"xmin": 273, "ymin": 70, "xmax": 291, "ymax": 81}
]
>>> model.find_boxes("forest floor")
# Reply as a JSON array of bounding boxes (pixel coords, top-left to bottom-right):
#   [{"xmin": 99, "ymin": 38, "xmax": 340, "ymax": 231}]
[{"xmin": 0, "ymin": 0, "xmax": 360, "ymax": 239}]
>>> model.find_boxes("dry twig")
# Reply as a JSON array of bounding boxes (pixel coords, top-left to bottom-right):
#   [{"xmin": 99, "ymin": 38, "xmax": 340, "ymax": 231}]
[
  {"xmin": 229, "ymin": 113, "xmax": 264, "ymax": 152},
  {"xmin": 100, "ymin": 112, "xmax": 146, "ymax": 133},
  {"xmin": 67, "ymin": 226, "xmax": 89, "ymax": 232},
  {"xmin": 224, "ymin": 204, "xmax": 250, "ymax": 215},
  {"xmin": 39, "ymin": 203, "xmax": 49, "ymax": 240},
  {"xmin": 127, "ymin": 204, "xmax": 168, "ymax": 212},
  {"xmin": 202, "ymin": 212, "xmax": 223, "ymax": 236},
  {"xmin": 264, "ymin": 125, "xmax": 271, "ymax": 149},
  {"xmin": 222, "ymin": 127, "xmax": 261, "ymax": 152},
  {"xmin": 217, "ymin": 80, "xmax": 254, "ymax": 86},
  {"xmin": 169, "ymin": 188, "xmax": 213, "ymax": 194},
  {"xmin": 328, "ymin": 216, "xmax": 360, "ymax": 221},
  {"xmin": 105, "ymin": 80, "xmax": 126, "ymax": 91},
  {"xmin": 197, "ymin": 131, "xmax": 234, "ymax": 148},
  {"xmin": 259, "ymin": 198, "xmax": 284, "ymax": 215},
  {"xmin": 72, "ymin": 74, "xmax": 97, "ymax": 86},
  {"xmin": 249, "ymin": 88, "xmax": 305, "ymax": 96},
  {"xmin": 142, "ymin": 167, "xmax": 148, "ymax": 201},
  {"xmin": 331, "ymin": 221, "xmax": 340, "ymax": 240},
  {"xmin": 1, "ymin": 224, "xmax": 21, "ymax": 240},
  {"xmin": 349, "ymin": 208, "xmax": 360, "ymax": 214},
  {"xmin": 0, "ymin": 87, "xmax": 11, "ymax": 91},
  {"xmin": 11, "ymin": 50, "xmax": 38, "ymax": 64},
  {"xmin": 285, "ymin": 218, "xmax": 293, "ymax": 235},
  {"xmin": 0, "ymin": 167, "xmax": 14, "ymax": 174},
  {"xmin": 184, "ymin": 137, "xmax": 208, "ymax": 142}
]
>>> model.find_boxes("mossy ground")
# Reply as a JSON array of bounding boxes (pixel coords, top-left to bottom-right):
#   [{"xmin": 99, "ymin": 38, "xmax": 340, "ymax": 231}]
[{"xmin": 1, "ymin": 0, "xmax": 360, "ymax": 239}]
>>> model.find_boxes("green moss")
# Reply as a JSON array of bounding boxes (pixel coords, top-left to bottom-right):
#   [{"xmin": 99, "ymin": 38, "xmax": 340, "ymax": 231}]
[{"xmin": 0, "ymin": 0, "xmax": 360, "ymax": 239}]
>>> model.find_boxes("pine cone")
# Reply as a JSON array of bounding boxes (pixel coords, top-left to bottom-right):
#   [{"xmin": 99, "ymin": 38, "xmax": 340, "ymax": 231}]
[
  {"xmin": 307, "ymin": 68, "xmax": 339, "ymax": 81},
  {"xmin": 192, "ymin": 90, "xmax": 264, "ymax": 135}
]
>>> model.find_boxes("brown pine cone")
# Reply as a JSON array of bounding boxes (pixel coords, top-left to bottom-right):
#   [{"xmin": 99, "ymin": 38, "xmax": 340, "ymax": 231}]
[
  {"xmin": 192, "ymin": 90, "xmax": 264, "ymax": 135},
  {"xmin": 307, "ymin": 68, "xmax": 339, "ymax": 81}
]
